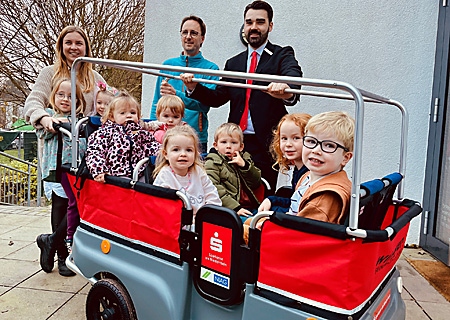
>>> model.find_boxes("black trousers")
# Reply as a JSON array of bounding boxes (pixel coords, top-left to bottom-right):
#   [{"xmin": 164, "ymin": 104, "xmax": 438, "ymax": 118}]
[
  {"xmin": 243, "ymin": 134, "xmax": 277, "ymax": 195},
  {"xmin": 50, "ymin": 192, "xmax": 69, "ymax": 257}
]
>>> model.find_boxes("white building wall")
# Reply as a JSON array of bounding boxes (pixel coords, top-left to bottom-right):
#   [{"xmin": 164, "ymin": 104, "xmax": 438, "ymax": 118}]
[{"xmin": 142, "ymin": 0, "xmax": 439, "ymax": 244}]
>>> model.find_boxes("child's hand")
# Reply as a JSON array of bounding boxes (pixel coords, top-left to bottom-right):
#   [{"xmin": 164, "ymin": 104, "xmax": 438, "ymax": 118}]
[
  {"xmin": 237, "ymin": 208, "xmax": 253, "ymax": 217},
  {"xmin": 141, "ymin": 120, "xmax": 164, "ymax": 131},
  {"xmin": 160, "ymin": 78, "xmax": 176, "ymax": 96},
  {"xmin": 228, "ymin": 151, "xmax": 245, "ymax": 167},
  {"xmin": 256, "ymin": 220, "xmax": 264, "ymax": 230},
  {"xmin": 258, "ymin": 198, "xmax": 272, "ymax": 212},
  {"xmin": 94, "ymin": 173, "xmax": 107, "ymax": 184}
]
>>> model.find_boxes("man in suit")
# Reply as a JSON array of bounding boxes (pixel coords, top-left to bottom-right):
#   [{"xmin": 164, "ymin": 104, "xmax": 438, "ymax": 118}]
[{"xmin": 181, "ymin": 0, "xmax": 303, "ymax": 190}]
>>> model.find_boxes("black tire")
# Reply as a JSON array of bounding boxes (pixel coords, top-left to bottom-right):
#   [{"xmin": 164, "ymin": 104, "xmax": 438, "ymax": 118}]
[{"xmin": 86, "ymin": 279, "xmax": 137, "ymax": 320}]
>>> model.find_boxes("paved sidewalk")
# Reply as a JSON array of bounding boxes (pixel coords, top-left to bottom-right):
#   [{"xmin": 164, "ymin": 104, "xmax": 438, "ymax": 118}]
[{"xmin": 0, "ymin": 204, "xmax": 449, "ymax": 320}]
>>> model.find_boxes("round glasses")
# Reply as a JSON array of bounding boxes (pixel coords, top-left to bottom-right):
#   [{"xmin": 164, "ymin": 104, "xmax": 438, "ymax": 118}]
[
  {"xmin": 302, "ymin": 136, "xmax": 349, "ymax": 153},
  {"xmin": 180, "ymin": 30, "xmax": 200, "ymax": 38},
  {"xmin": 55, "ymin": 92, "xmax": 73, "ymax": 101}
]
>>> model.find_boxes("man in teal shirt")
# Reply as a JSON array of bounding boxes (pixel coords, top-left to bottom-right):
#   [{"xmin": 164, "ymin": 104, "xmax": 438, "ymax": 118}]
[{"xmin": 151, "ymin": 15, "xmax": 219, "ymax": 152}]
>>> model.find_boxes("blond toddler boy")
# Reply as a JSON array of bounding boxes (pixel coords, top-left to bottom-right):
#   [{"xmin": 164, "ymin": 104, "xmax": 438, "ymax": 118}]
[{"xmin": 205, "ymin": 123, "xmax": 262, "ymax": 222}]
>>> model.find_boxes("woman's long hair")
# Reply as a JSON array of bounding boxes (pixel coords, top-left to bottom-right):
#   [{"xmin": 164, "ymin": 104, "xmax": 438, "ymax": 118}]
[{"xmin": 53, "ymin": 25, "xmax": 95, "ymax": 93}]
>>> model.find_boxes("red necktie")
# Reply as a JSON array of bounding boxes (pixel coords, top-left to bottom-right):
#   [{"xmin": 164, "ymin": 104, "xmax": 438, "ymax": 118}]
[{"xmin": 240, "ymin": 51, "xmax": 258, "ymax": 131}]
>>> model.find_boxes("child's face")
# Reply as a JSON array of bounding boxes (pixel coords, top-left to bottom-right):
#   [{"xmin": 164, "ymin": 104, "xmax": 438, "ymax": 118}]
[
  {"xmin": 164, "ymin": 135, "xmax": 196, "ymax": 176},
  {"xmin": 279, "ymin": 120, "xmax": 304, "ymax": 168},
  {"xmin": 158, "ymin": 109, "xmax": 182, "ymax": 129},
  {"xmin": 54, "ymin": 81, "xmax": 73, "ymax": 114},
  {"xmin": 96, "ymin": 92, "xmax": 113, "ymax": 116},
  {"xmin": 302, "ymin": 130, "xmax": 353, "ymax": 182},
  {"xmin": 113, "ymin": 103, "xmax": 139, "ymax": 125},
  {"xmin": 213, "ymin": 132, "xmax": 243, "ymax": 160}
]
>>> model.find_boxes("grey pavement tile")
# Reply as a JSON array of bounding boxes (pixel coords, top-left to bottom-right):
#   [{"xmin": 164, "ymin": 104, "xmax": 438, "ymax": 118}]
[
  {"xmin": 18, "ymin": 271, "xmax": 89, "ymax": 294},
  {"xmin": 402, "ymin": 270, "xmax": 449, "ymax": 304},
  {"xmin": 0, "ymin": 225, "xmax": 49, "ymax": 242},
  {"xmin": 48, "ymin": 293, "xmax": 86, "ymax": 320},
  {"xmin": 79, "ymin": 283, "xmax": 91, "ymax": 295},
  {"xmin": 401, "ymin": 287, "xmax": 414, "ymax": 301},
  {"xmin": 0, "ymin": 224, "xmax": 21, "ymax": 236},
  {"xmin": 0, "ymin": 286, "xmax": 11, "ymax": 295},
  {"xmin": 4, "ymin": 241, "xmax": 39, "ymax": 262},
  {"xmin": 419, "ymin": 301, "xmax": 450, "ymax": 320},
  {"xmin": 0, "ymin": 259, "xmax": 40, "ymax": 286},
  {"xmin": 404, "ymin": 300, "xmax": 430, "ymax": 320},
  {"xmin": 397, "ymin": 259, "xmax": 421, "ymax": 278},
  {"xmin": 0, "ymin": 239, "xmax": 33, "ymax": 259},
  {"xmin": 0, "ymin": 287, "xmax": 73, "ymax": 320},
  {"xmin": 0, "ymin": 214, "xmax": 45, "ymax": 227},
  {"xmin": 402, "ymin": 247, "xmax": 435, "ymax": 261},
  {"xmin": 30, "ymin": 216, "xmax": 52, "ymax": 229}
]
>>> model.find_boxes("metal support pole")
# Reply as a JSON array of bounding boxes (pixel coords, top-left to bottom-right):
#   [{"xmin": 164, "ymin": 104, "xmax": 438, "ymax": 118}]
[
  {"xmin": 27, "ymin": 165, "xmax": 31, "ymax": 206},
  {"xmin": 36, "ymin": 137, "xmax": 42, "ymax": 207}
]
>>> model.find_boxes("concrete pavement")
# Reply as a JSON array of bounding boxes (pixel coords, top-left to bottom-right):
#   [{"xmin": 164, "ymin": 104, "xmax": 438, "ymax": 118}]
[{"xmin": 0, "ymin": 204, "xmax": 449, "ymax": 320}]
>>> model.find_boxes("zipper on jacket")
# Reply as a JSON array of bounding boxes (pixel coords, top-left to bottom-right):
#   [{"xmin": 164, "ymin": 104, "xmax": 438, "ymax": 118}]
[{"xmin": 122, "ymin": 124, "xmax": 134, "ymax": 178}]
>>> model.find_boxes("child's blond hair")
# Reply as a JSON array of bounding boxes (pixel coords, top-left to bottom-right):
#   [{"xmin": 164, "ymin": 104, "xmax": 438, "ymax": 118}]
[
  {"xmin": 214, "ymin": 123, "xmax": 244, "ymax": 144},
  {"xmin": 270, "ymin": 113, "xmax": 311, "ymax": 172},
  {"xmin": 49, "ymin": 78, "xmax": 85, "ymax": 115},
  {"xmin": 153, "ymin": 125, "xmax": 203, "ymax": 177},
  {"xmin": 156, "ymin": 95, "xmax": 185, "ymax": 119},
  {"xmin": 101, "ymin": 90, "xmax": 140, "ymax": 124},
  {"xmin": 306, "ymin": 111, "xmax": 355, "ymax": 152}
]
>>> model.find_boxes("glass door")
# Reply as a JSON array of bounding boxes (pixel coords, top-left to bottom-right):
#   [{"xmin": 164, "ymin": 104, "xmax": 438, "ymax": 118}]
[{"xmin": 421, "ymin": 2, "xmax": 450, "ymax": 265}]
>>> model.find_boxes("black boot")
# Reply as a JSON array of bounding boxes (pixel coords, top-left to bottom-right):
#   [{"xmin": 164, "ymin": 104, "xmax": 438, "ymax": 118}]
[
  {"xmin": 56, "ymin": 245, "xmax": 75, "ymax": 277},
  {"xmin": 36, "ymin": 234, "xmax": 56, "ymax": 273}
]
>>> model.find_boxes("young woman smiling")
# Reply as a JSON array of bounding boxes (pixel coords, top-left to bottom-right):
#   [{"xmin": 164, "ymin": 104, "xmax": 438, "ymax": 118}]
[{"xmin": 24, "ymin": 25, "xmax": 106, "ymax": 132}]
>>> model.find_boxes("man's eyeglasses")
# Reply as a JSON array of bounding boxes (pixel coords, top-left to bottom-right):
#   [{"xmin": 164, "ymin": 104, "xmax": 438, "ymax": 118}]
[
  {"xmin": 55, "ymin": 92, "xmax": 73, "ymax": 101},
  {"xmin": 180, "ymin": 30, "xmax": 200, "ymax": 38},
  {"xmin": 302, "ymin": 136, "xmax": 349, "ymax": 153}
]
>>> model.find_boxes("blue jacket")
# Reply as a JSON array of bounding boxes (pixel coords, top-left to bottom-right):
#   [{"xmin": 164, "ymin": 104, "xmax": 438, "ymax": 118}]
[{"xmin": 151, "ymin": 52, "xmax": 219, "ymax": 143}]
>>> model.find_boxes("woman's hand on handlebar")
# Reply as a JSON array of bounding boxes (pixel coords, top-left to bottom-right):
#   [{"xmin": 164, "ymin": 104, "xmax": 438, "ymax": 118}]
[
  {"xmin": 179, "ymin": 73, "xmax": 197, "ymax": 91},
  {"xmin": 40, "ymin": 116, "xmax": 61, "ymax": 133}
]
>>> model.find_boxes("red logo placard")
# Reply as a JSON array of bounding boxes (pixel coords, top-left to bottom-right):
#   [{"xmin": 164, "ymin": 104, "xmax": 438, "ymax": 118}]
[{"xmin": 201, "ymin": 222, "xmax": 232, "ymax": 275}]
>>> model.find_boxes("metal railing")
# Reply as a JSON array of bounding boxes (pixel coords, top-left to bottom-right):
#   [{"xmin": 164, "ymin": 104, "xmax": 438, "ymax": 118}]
[
  {"xmin": 0, "ymin": 151, "xmax": 41, "ymax": 206},
  {"xmin": 70, "ymin": 57, "xmax": 409, "ymax": 231}
]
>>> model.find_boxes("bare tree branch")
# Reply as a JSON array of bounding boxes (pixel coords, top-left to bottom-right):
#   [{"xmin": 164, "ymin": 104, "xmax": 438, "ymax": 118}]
[{"xmin": 0, "ymin": 0, "xmax": 145, "ymax": 109}]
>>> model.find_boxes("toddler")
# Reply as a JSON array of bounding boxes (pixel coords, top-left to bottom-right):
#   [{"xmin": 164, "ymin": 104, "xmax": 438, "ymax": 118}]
[
  {"xmin": 93, "ymin": 81, "xmax": 118, "ymax": 116},
  {"xmin": 260, "ymin": 113, "xmax": 311, "ymax": 213},
  {"xmin": 153, "ymin": 125, "xmax": 221, "ymax": 219},
  {"xmin": 205, "ymin": 123, "xmax": 261, "ymax": 222},
  {"xmin": 86, "ymin": 90, "xmax": 161, "ymax": 183},
  {"xmin": 143, "ymin": 95, "xmax": 186, "ymax": 143},
  {"xmin": 36, "ymin": 77, "xmax": 86, "ymax": 276}
]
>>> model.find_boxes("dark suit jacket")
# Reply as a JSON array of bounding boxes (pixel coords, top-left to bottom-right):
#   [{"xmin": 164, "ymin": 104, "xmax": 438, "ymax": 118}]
[{"xmin": 189, "ymin": 41, "xmax": 303, "ymax": 148}]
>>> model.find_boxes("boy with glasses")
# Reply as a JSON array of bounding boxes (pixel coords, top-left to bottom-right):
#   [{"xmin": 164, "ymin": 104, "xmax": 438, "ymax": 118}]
[{"xmin": 255, "ymin": 111, "xmax": 354, "ymax": 226}]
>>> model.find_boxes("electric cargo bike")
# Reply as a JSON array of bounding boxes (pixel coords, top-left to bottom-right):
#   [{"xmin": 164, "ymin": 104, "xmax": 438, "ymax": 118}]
[{"xmin": 61, "ymin": 58, "xmax": 422, "ymax": 320}]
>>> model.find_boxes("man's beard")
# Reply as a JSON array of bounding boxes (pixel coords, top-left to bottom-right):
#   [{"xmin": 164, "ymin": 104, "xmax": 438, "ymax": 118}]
[{"xmin": 245, "ymin": 30, "xmax": 268, "ymax": 48}]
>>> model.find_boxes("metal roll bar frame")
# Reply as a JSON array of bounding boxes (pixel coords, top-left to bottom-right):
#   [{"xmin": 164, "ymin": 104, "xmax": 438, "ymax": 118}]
[{"xmin": 70, "ymin": 57, "xmax": 408, "ymax": 231}]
